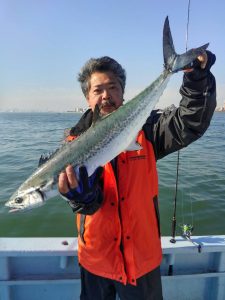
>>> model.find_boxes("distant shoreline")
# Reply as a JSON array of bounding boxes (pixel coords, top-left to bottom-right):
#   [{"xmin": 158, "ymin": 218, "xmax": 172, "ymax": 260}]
[
  {"xmin": 1, "ymin": 110, "xmax": 224, "ymax": 114},
  {"xmin": 0, "ymin": 111, "xmax": 83, "ymax": 114}
]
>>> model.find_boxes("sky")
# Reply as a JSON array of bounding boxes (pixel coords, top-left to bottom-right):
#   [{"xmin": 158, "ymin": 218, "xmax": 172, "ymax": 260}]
[{"xmin": 1, "ymin": 0, "xmax": 225, "ymax": 112}]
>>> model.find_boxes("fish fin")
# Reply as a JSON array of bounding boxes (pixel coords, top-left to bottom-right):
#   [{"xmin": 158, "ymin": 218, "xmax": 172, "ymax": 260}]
[
  {"xmin": 163, "ymin": 16, "xmax": 209, "ymax": 73},
  {"xmin": 125, "ymin": 137, "xmax": 143, "ymax": 151},
  {"xmin": 38, "ymin": 149, "xmax": 59, "ymax": 167},
  {"xmin": 92, "ymin": 104, "xmax": 102, "ymax": 125}
]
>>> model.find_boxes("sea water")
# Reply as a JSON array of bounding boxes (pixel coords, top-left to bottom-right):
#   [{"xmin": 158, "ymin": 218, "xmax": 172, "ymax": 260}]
[{"xmin": 0, "ymin": 112, "xmax": 224, "ymax": 237}]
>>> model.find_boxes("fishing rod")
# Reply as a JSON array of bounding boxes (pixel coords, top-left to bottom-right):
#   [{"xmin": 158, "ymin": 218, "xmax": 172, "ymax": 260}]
[
  {"xmin": 168, "ymin": 0, "xmax": 194, "ymax": 276},
  {"xmin": 168, "ymin": 0, "xmax": 203, "ymax": 277},
  {"xmin": 168, "ymin": 148, "xmax": 180, "ymax": 276},
  {"xmin": 170, "ymin": 150, "xmax": 180, "ymax": 244}
]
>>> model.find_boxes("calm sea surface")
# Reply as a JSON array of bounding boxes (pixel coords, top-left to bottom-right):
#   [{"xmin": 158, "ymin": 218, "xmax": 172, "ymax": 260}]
[{"xmin": 0, "ymin": 112, "xmax": 224, "ymax": 237}]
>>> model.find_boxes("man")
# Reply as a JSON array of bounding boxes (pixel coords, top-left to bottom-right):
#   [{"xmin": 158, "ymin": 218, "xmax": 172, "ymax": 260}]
[{"xmin": 58, "ymin": 53, "xmax": 216, "ymax": 299}]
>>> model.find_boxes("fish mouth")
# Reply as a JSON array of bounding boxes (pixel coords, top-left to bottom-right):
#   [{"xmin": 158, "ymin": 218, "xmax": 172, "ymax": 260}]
[
  {"xmin": 5, "ymin": 190, "xmax": 44, "ymax": 213},
  {"xmin": 5, "ymin": 199, "xmax": 24, "ymax": 212},
  {"xmin": 8, "ymin": 208, "xmax": 21, "ymax": 213}
]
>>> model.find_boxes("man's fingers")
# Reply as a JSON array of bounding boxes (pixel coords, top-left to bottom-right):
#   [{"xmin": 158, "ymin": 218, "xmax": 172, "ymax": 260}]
[
  {"xmin": 197, "ymin": 51, "xmax": 208, "ymax": 69},
  {"xmin": 58, "ymin": 171, "xmax": 70, "ymax": 194},
  {"xmin": 184, "ymin": 51, "xmax": 208, "ymax": 73},
  {"xmin": 183, "ymin": 68, "xmax": 193, "ymax": 73},
  {"xmin": 65, "ymin": 165, "xmax": 78, "ymax": 189},
  {"xmin": 58, "ymin": 166, "xmax": 78, "ymax": 194}
]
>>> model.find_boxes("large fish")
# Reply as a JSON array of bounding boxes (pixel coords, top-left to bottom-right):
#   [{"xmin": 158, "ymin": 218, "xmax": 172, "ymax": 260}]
[{"xmin": 5, "ymin": 17, "xmax": 208, "ymax": 212}]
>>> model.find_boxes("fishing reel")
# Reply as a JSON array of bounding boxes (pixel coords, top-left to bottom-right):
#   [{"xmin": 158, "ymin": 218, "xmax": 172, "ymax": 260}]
[
  {"xmin": 180, "ymin": 223, "xmax": 194, "ymax": 239},
  {"xmin": 180, "ymin": 224, "xmax": 202, "ymax": 253}
]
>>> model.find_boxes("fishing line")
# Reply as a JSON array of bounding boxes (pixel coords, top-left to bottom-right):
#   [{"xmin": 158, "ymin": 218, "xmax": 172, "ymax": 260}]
[
  {"xmin": 181, "ymin": 0, "xmax": 192, "ymax": 220},
  {"xmin": 188, "ymin": 158, "xmax": 194, "ymax": 227},
  {"xmin": 181, "ymin": 151, "xmax": 194, "ymax": 236},
  {"xmin": 179, "ymin": 0, "xmax": 200, "ymax": 247},
  {"xmin": 178, "ymin": 0, "xmax": 192, "ymax": 227},
  {"xmin": 170, "ymin": 0, "xmax": 192, "ymax": 244},
  {"xmin": 169, "ymin": 1, "xmax": 203, "ymax": 278},
  {"xmin": 185, "ymin": 0, "xmax": 191, "ymax": 52}
]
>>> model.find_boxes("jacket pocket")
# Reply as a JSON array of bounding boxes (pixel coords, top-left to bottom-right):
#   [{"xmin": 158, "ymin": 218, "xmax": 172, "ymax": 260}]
[
  {"xmin": 79, "ymin": 214, "xmax": 86, "ymax": 244},
  {"xmin": 153, "ymin": 195, "xmax": 161, "ymax": 237}
]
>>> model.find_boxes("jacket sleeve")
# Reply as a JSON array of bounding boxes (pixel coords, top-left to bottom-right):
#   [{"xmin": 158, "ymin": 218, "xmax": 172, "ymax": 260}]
[{"xmin": 143, "ymin": 69, "xmax": 216, "ymax": 160}]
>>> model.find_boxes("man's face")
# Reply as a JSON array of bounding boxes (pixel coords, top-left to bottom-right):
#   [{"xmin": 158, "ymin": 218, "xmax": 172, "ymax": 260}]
[{"xmin": 86, "ymin": 71, "xmax": 123, "ymax": 116}]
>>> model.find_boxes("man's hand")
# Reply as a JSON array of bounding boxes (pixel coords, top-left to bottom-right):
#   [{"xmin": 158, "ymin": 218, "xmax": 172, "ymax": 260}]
[
  {"xmin": 58, "ymin": 165, "xmax": 78, "ymax": 195},
  {"xmin": 184, "ymin": 51, "xmax": 208, "ymax": 73},
  {"xmin": 58, "ymin": 165, "xmax": 103, "ymax": 210},
  {"xmin": 197, "ymin": 52, "xmax": 208, "ymax": 69},
  {"xmin": 183, "ymin": 50, "xmax": 216, "ymax": 81}
]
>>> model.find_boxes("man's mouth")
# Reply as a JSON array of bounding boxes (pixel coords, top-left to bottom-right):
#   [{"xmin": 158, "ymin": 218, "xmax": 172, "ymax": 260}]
[
  {"xmin": 100, "ymin": 100, "xmax": 116, "ymax": 112},
  {"xmin": 102, "ymin": 104, "xmax": 113, "ymax": 109}
]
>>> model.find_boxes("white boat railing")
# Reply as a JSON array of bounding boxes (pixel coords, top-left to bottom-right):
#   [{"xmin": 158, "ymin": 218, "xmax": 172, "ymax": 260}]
[{"xmin": 0, "ymin": 236, "xmax": 225, "ymax": 300}]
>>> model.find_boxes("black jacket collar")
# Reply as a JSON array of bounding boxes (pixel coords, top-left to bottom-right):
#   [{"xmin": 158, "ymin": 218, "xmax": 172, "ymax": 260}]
[{"xmin": 70, "ymin": 109, "xmax": 93, "ymax": 136}]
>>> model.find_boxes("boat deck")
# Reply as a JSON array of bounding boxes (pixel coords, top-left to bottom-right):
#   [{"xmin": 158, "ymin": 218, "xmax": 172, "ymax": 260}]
[{"xmin": 0, "ymin": 236, "xmax": 225, "ymax": 299}]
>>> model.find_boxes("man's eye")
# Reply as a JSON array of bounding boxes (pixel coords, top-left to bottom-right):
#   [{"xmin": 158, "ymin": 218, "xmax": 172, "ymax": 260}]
[{"xmin": 94, "ymin": 89, "xmax": 101, "ymax": 94}]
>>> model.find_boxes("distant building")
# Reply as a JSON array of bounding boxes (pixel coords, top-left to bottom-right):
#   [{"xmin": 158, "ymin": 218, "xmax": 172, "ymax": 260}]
[
  {"xmin": 215, "ymin": 102, "xmax": 225, "ymax": 112},
  {"xmin": 74, "ymin": 107, "xmax": 87, "ymax": 113},
  {"xmin": 67, "ymin": 107, "xmax": 87, "ymax": 113}
]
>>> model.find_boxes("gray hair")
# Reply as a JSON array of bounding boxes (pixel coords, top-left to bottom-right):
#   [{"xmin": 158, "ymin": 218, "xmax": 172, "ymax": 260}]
[{"xmin": 78, "ymin": 56, "xmax": 126, "ymax": 97}]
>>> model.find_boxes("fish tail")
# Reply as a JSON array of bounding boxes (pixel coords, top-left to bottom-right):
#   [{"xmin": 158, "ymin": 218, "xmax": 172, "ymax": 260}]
[{"xmin": 163, "ymin": 16, "xmax": 209, "ymax": 73}]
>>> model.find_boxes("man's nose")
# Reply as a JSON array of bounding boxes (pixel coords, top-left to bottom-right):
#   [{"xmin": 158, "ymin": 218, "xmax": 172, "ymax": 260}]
[{"xmin": 102, "ymin": 89, "xmax": 111, "ymax": 99}]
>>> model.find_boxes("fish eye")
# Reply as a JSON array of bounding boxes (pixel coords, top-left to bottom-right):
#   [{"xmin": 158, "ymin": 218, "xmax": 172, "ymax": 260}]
[{"xmin": 15, "ymin": 197, "xmax": 23, "ymax": 204}]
